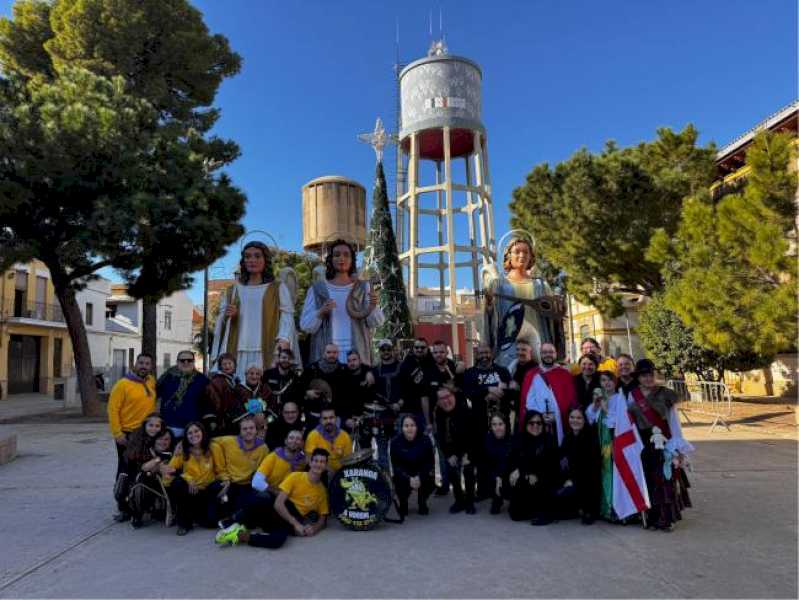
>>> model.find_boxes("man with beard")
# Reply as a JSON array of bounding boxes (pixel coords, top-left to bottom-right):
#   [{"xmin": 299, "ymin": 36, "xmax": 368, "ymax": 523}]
[
  {"xmin": 427, "ymin": 341, "xmax": 465, "ymax": 400},
  {"xmin": 301, "ymin": 343, "xmax": 346, "ymax": 425},
  {"xmin": 262, "ymin": 348, "xmax": 301, "ymax": 413},
  {"xmin": 157, "ymin": 351, "xmax": 210, "ymax": 439},
  {"xmin": 464, "ymin": 344, "xmax": 512, "ymax": 424},
  {"xmin": 569, "ymin": 337, "xmax": 618, "ymax": 376},
  {"xmin": 398, "ymin": 338, "xmax": 434, "ymax": 430},
  {"xmin": 506, "ymin": 338, "xmax": 538, "ymax": 426},
  {"xmin": 341, "ymin": 350, "xmax": 375, "ymax": 432},
  {"xmin": 519, "ymin": 342, "xmax": 577, "ymax": 445},
  {"xmin": 304, "ymin": 406, "xmax": 352, "ymax": 475},
  {"xmin": 107, "ymin": 352, "xmax": 157, "ymax": 522},
  {"xmin": 463, "ymin": 344, "xmax": 511, "ymax": 501}
]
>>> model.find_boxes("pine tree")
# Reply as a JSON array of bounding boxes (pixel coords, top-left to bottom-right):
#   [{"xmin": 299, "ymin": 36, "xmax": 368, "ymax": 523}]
[
  {"xmin": 649, "ymin": 131, "xmax": 797, "ymax": 363},
  {"xmin": 366, "ymin": 161, "xmax": 414, "ymax": 340}
]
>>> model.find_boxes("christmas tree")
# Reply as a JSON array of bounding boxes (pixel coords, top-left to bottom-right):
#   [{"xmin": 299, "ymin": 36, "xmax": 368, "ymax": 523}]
[{"xmin": 366, "ymin": 160, "xmax": 414, "ymax": 340}]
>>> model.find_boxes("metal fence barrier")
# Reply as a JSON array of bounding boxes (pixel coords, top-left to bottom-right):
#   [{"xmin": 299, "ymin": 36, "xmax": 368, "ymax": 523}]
[{"xmin": 667, "ymin": 379, "xmax": 733, "ymax": 432}]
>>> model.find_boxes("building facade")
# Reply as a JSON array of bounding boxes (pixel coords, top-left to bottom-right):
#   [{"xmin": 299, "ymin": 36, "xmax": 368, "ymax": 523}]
[
  {"xmin": 1, "ymin": 261, "xmax": 198, "ymax": 402},
  {"xmin": 0, "ymin": 260, "xmax": 73, "ymax": 399}
]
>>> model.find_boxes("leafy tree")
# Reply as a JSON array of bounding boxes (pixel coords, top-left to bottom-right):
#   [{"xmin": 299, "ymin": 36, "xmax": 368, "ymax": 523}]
[
  {"xmin": 366, "ymin": 161, "xmax": 414, "ymax": 341},
  {"xmin": 638, "ymin": 293, "xmax": 770, "ymax": 381},
  {"xmin": 649, "ymin": 131, "xmax": 797, "ymax": 364},
  {"xmin": 510, "ymin": 126, "xmax": 716, "ymax": 316},
  {"xmin": 0, "ymin": 0, "xmax": 244, "ymax": 414}
]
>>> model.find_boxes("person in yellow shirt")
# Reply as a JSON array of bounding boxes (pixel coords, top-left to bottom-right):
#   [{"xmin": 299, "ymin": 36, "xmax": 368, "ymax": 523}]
[
  {"xmin": 304, "ymin": 406, "xmax": 352, "ymax": 475},
  {"xmin": 107, "ymin": 352, "xmax": 156, "ymax": 522},
  {"xmin": 569, "ymin": 338, "xmax": 618, "ymax": 376},
  {"xmin": 216, "ymin": 429, "xmax": 307, "ymax": 530},
  {"xmin": 211, "ymin": 416, "xmax": 269, "ymax": 514},
  {"xmin": 215, "ymin": 448, "xmax": 330, "ymax": 548},
  {"xmin": 165, "ymin": 421, "xmax": 222, "ymax": 536},
  {"xmin": 253, "ymin": 430, "xmax": 307, "ymax": 492}
]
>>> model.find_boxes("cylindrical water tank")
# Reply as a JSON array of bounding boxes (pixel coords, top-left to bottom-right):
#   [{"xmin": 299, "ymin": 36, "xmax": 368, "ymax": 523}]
[
  {"xmin": 399, "ymin": 54, "xmax": 483, "ymax": 160},
  {"xmin": 302, "ymin": 176, "xmax": 366, "ymax": 255}
]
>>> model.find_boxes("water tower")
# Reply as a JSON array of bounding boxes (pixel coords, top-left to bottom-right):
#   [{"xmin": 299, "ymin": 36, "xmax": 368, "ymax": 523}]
[
  {"xmin": 302, "ymin": 175, "xmax": 367, "ymax": 255},
  {"xmin": 395, "ymin": 41, "xmax": 496, "ymax": 354}
]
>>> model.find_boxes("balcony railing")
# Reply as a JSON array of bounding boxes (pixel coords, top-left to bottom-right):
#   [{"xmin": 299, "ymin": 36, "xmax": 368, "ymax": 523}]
[{"xmin": 4, "ymin": 301, "xmax": 66, "ymax": 323}]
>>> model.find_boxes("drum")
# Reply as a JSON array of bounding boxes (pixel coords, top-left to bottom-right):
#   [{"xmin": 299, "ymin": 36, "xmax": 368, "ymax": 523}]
[{"xmin": 329, "ymin": 452, "xmax": 393, "ymax": 531}]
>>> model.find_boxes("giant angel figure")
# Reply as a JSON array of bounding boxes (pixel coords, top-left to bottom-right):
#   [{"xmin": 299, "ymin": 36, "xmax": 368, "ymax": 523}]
[
  {"xmin": 300, "ymin": 238, "xmax": 384, "ymax": 365},
  {"xmin": 212, "ymin": 241, "xmax": 299, "ymax": 380},
  {"xmin": 482, "ymin": 235, "xmax": 564, "ymax": 369}
]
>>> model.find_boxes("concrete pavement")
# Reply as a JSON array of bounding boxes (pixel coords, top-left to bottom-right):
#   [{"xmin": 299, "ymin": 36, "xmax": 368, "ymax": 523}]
[{"xmin": 0, "ymin": 420, "xmax": 795, "ymax": 599}]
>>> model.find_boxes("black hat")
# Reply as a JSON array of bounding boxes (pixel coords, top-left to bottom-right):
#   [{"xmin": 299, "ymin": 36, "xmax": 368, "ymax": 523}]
[{"xmin": 634, "ymin": 358, "xmax": 656, "ymax": 375}]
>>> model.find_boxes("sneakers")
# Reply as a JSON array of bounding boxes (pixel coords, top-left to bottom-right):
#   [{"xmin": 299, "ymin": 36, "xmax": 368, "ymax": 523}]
[
  {"xmin": 176, "ymin": 526, "xmax": 190, "ymax": 536},
  {"xmin": 215, "ymin": 523, "xmax": 248, "ymax": 546},
  {"xmin": 130, "ymin": 517, "xmax": 143, "ymax": 529},
  {"xmin": 113, "ymin": 512, "xmax": 131, "ymax": 523}
]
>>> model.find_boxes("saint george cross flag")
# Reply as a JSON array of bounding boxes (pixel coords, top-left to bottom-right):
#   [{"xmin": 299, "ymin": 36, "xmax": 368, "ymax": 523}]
[{"xmin": 611, "ymin": 394, "xmax": 650, "ymax": 519}]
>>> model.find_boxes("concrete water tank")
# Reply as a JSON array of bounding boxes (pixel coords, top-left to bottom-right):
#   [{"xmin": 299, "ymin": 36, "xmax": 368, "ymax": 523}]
[
  {"xmin": 399, "ymin": 53, "xmax": 484, "ymax": 159},
  {"xmin": 302, "ymin": 176, "xmax": 366, "ymax": 255}
]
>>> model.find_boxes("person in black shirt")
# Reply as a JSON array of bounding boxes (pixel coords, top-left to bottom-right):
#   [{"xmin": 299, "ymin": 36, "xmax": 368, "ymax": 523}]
[
  {"xmin": 434, "ymin": 385, "xmax": 476, "ymax": 515},
  {"xmin": 373, "ymin": 340, "xmax": 402, "ymax": 406},
  {"xmin": 508, "ymin": 410, "xmax": 559, "ymax": 525},
  {"xmin": 463, "ymin": 344, "xmax": 511, "ymax": 430},
  {"xmin": 398, "ymin": 337, "xmax": 435, "ymax": 429},
  {"xmin": 262, "ymin": 348, "xmax": 301, "ymax": 414},
  {"xmin": 301, "ymin": 343, "xmax": 346, "ymax": 429},
  {"xmin": 389, "ymin": 414, "xmax": 435, "ymax": 517},
  {"xmin": 482, "ymin": 413, "xmax": 513, "ymax": 515},
  {"xmin": 266, "ymin": 401, "xmax": 305, "ymax": 448},
  {"xmin": 341, "ymin": 350, "xmax": 375, "ymax": 431},
  {"xmin": 558, "ymin": 407, "xmax": 601, "ymax": 524},
  {"xmin": 573, "ymin": 353, "xmax": 600, "ymax": 410},
  {"xmin": 616, "ymin": 353, "xmax": 638, "ymax": 396},
  {"xmin": 506, "ymin": 337, "xmax": 538, "ymax": 428},
  {"xmin": 427, "ymin": 340, "xmax": 465, "ymax": 404}
]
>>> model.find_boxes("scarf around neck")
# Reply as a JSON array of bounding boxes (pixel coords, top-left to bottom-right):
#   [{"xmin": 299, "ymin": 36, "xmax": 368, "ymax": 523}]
[
  {"xmin": 315, "ymin": 423, "xmax": 340, "ymax": 444},
  {"xmin": 167, "ymin": 367, "xmax": 199, "ymax": 407},
  {"xmin": 276, "ymin": 446, "xmax": 306, "ymax": 471},
  {"xmin": 125, "ymin": 372, "xmax": 153, "ymax": 397}
]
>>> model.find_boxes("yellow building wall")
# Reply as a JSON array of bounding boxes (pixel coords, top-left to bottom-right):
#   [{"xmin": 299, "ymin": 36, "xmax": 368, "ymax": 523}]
[{"xmin": 0, "ymin": 260, "xmax": 74, "ymax": 399}]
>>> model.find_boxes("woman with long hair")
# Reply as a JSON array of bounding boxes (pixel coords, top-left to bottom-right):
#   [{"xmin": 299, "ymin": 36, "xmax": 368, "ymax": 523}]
[
  {"xmin": 558, "ymin": 407, "xmax": 601, "ymax": 524},
  {"xmin": 389, "ymin": 414, "xmax": 435, "ymax": 516},
  {"xmin": 482, "ymin": 412, "xmax": 513, "ymax": 515},
  {"xmin": 128, "ymin": 428, "xmax": 176, "ymax": 528},
  {"xmin": 166, "ymin": 421, "xmax": 221, "ymax": 536},
  {"xmin": 121, "ymin": 413, "xmax": 165, "ymax": 526},
  {"xmin": 507, "ymin": 410, "xmax": 559, "ymax": 525}
]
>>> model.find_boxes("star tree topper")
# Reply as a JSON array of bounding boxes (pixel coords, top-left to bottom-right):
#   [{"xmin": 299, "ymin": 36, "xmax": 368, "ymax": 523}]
[{"xmin": 358, "ymin": 117, "xmax": 393, "ymax": 163}]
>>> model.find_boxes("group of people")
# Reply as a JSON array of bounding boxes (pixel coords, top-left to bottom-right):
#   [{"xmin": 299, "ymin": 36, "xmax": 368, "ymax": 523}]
[
  {"xmin": 107, "ymin": 334, "xmax": 694, "ymax": 549},
  {"xmin": 105, "ymin": 237, "xmax": 694, "ymax": 550}
]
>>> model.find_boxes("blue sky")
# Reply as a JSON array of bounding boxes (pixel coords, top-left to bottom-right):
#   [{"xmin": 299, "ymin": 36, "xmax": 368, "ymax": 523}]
[{"xmin": 2, "ymin": 0, "xmax": 796, "ymax": 304}]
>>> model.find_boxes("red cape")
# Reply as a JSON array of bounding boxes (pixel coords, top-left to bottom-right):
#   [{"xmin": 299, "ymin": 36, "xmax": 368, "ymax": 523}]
[{"xmin": 519, "ymin": 366, "xmax": 578, "ymax": 426}]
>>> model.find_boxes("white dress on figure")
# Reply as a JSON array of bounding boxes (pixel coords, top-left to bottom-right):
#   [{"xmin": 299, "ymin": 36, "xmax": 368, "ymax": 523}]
[
  {"xmin": 300, "ymin": 280, "xmax": 384, "ymax": 364},
  {"xmin": 212, "ymin": 281, "xmax": 297, "ymax": 380}
]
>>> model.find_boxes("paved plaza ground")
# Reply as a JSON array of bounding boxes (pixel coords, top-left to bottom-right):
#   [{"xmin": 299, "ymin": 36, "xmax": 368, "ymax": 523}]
[{"xmin": 0, "ymin": 403, "xmax": 796, "ymax": 599}]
